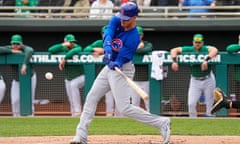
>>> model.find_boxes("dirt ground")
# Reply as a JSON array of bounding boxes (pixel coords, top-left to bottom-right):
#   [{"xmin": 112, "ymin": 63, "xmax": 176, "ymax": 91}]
[{"xmin": 0, "ymin": 135, "xmax": 239, "ymax": 144}]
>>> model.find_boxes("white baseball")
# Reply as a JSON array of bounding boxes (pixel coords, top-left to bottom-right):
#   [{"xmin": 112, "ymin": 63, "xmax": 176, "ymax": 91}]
[{"xmin": 45, "ymin": 72, "xmax": 53, "ymax": 80}]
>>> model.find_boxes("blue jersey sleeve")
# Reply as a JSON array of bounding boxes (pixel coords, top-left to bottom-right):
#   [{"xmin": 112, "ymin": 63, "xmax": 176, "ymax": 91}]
[{"xmin": 103, "ymin": 16, "xmax": 123, "ymax": 53}]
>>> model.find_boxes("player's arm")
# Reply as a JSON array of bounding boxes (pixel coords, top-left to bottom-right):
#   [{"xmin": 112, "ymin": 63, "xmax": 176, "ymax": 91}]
[
  {"xmin": 135, "ymin": 41, "xmax": 152, "ymax": 54},
  {"xmin": 201, "ymin": 46, "xmax": 218, "ymax": 71},
  {"xmin": 92, "ymin": 48, "xmax": 104, "ymax": 56},
  {"xmin": 103, "ymin": 17, "xmax": 120, "ymax": 53},
  {"xmin": 21, "ymin": 46, "xmax": 34, "ymax": 75},
  {"xmin": 226, "ymin": 44, "xmax": 240, "ymax": 53},
  {"xmin": 0, "ymin": 46, "xmax": 12, "ymax": 54},
  {"xmin": 171, "ymin": 47, "xmax": 182, "ymax": 58},
  {"xmin": 84, "ymin": 40, "xmax": 104, "ymax": 56},
  {"xmin": 22, "ymin": 46, "xmax": 34, "ymax": 65},
  {"xmin": 103, "ymin": 17, "xmax": 120, "ymax": 65},
  {"xmin": 170, "ymin": 47, "xmax": 182, "ymax": 71},
  {"xmin": 207, "ymin": 46, "xmax": 218, "ymax": 59},
  {"xmin": 48, "ymin": 44, "xmax": 65, "ymax": 54},
  {"xmin": 64, "ymin": 46, "xmax": 82, "ymax": 59},
  {"xmin": 84, "ymin": 43, "xmax": 96, "ymax": 52},
  {"xmin": 59, "ymin": 46, "xmax": 82, "ymax": 71}
]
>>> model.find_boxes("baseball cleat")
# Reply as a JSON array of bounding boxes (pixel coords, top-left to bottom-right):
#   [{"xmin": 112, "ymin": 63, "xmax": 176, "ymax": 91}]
[
  {"xmin": 70, "ymin": 136, "xmax": 85, "ymax": 144},
  {"xmin": 211, "ymin": 88, "xmax": 230, "ymax": 114},
  {"xmin": 160, "ymin": 118, "xmax": 170, "ymax": 144},
  {"xmin": 69, "ymin": 142, "xmax": 82, "ymax": 144}
]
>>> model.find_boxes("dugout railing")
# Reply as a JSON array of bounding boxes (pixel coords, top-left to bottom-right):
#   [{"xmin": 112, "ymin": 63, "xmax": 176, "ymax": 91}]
[
  {"xmin": 0, "ymin": 6, "xmax": 239, "ymax": 19},
  {"xmin": 0, "ymin": 52, "xmax": 239, "ymax": 117}
]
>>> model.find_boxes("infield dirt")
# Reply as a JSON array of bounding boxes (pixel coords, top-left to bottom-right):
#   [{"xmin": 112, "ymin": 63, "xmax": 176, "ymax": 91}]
[{"xmin": 0, "ymin": 135, "xmax": 239, "ymax": 144}]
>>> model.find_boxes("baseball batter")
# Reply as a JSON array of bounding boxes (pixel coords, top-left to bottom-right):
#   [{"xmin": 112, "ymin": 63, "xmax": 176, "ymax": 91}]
[
  {"xmin": 70, "ymin": 2, "xmax": 170, "ymax": 144},
  {"xmin": 0, "ymin": 34, "xmax": 36, "ymax": 117},
  {"xmin": 84, "ymin": 26, "xmax": 122, "ymax": 117},
  {"xmin": 48, "ymin": 34, "xmax": 85, "ymax": 117},
  {"xmin": 171, "ymin": 34, "xmax": 218, "ymax": 117}
]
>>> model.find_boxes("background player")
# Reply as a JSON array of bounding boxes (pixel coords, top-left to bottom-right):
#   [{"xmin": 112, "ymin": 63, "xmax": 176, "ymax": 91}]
[
  {"xmin": 130, "ymin": 26, "xmax": 152, "ymax": 112},
  {"xmin": 226, "ymin": 34, "xmax": 240, "ymax": 101},
  {"xmin": 70, "ymin": 2, "xmax": 170, "ymax": 144},
  {"xmin": 171, "ymin": 34, "xmax": 218, "ymax": 117},
  {"xmin": 83, "ymin": 25, "xmax": 122, "ymax": 116},
  {"xmin": 48, "ymin": 34, "xmax": 85, "ymax": 117},
  {"xmin": 0, "ymin": 34, "xmax": 36, "ymax": 117}
]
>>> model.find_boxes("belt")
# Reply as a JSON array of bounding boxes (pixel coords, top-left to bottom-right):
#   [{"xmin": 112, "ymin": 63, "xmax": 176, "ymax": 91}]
[{"xmin": 193, "ymin": 74, "xmax": 210, "ymax": 81}]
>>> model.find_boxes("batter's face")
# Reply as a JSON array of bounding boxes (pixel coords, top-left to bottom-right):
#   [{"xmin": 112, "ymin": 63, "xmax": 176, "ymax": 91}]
[
  {"xmin": 193, "ymin": 41, "xmax": 204, "ymax": 51},
  {"xmin": 121, "ymin": 16, "xmax": 136, "ymax": 30}
]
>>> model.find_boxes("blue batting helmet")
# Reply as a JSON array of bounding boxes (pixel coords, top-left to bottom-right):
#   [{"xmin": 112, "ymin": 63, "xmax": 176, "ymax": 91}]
[{"xmin": 116, "ymin": 2, "xmax": 139, "ymax": 20}]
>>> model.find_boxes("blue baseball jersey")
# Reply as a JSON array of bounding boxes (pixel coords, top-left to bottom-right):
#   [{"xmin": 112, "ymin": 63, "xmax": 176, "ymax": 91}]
[{"xmin": 103, "ymin": 16, "xmax": 140, "ymax": 67}]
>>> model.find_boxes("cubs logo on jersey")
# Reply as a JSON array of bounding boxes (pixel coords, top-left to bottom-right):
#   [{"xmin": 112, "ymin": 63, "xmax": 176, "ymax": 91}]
[{"xmin": 111, "ymin": 38, "xmax": 123, "ymax": 52}]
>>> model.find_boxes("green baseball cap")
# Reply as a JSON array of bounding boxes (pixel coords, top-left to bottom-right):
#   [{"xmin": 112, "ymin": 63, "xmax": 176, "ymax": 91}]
[
  {"xmin": 193, "ymin": 34, "xmax": 204, "ymax": 42},
  {"xmin": 64, "ymin": 34, "xmax": 77, "ymax": 42},
  {"xmin": 11, "ymin": 34, "xmax": 22, "ymax": 44},
  {"xmin": 137, "ymin": 26, "xmax": 143, "ymax": 35}
]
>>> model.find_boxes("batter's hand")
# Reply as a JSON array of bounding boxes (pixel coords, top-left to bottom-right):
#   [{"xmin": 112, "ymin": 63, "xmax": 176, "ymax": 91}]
[
  {"xmin": 108, "ymin": 61, "xmax": 120, "ymax": 70},
  {"xmin": 59, "ymin": 59, "xmax": 65, "ymax": 71},
  {"xmin": 171, "ymin": 62, "xmax": 179, "ymax": 71},
  {"xmin": 103, "ymin": 53, "xmax": 111, "ymax": 65},
  {"xmin": 201, "ymin": 61, "xmax": 208, "ymax": 71}
]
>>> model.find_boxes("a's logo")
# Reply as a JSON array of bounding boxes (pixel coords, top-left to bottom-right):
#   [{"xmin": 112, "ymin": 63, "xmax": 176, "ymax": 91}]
[
  {"xmin": 194, "ymin": 37, "xmax": 202, "ymax": 41},
  {"xmin": 112, "ymin": 38, "xmax": 123, "ymax": 52}
]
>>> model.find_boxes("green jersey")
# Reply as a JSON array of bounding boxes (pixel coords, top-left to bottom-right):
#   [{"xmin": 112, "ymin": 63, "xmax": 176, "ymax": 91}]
[
  {"xmin": 0, "ymin": 45, "xmax": 33, "ymax": 64},
  {"xmin": 83, "ymin": 40, "xmax": 104, "ymax": 74},
  {"xmin": 83, "ymin": 40, "xmax": 103, "ymax": 52},
  {"xmin": 48, "ymin": 43, "xmax": 84, "ymax": 80},
  {"xmin": 0, "ymin": 45, "xmax": 34, "ymax": 80},
  {"xmin": 182, "ymin": 45, "xmax": 211, "ymax": 77},
  {"xmin": 226, "ymin": 44, "xmax": 240, "ymax": 81},
  {"xmin": 226, "ymin": 44, "xmax": 240, "ymax": 53}
]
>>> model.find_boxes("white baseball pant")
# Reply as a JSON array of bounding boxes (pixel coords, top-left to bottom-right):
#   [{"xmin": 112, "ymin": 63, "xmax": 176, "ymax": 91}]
[
  {"xmin": 105, "ymin": 91, "xmax": 123, "ymax": 117},
  {"xmin": 73, "ymin": 62, "xmax": 169, "ymax": 143},
  {"xmin": 65, "ymin": 75, "xmax": 85, "ymax": 117},
  {"xmin": 11, "ymin": 73, "xmax": 37, "ymax": 117},
  {"xmin": 130, "ymin": 81, "xmax": 150, "ymax": 112},
  {"xmin": 0, "ymin": 77, "xmax": 6, "ymax": 104},
  {"xmin": 188, "ymin": 71, "xmax": 215, "ymax": 117}
]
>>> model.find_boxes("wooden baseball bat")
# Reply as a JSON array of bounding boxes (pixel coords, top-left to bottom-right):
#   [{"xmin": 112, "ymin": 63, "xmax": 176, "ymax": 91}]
[{"xmin": 115, "ymin": 67, "xmax": 149, "ymax": 100}]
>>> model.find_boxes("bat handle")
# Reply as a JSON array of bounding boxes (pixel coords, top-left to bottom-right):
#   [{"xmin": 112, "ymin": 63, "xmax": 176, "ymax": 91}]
[{"xmin": 114, "ymin": 67, "xmax": 121, "ymax": 72}]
